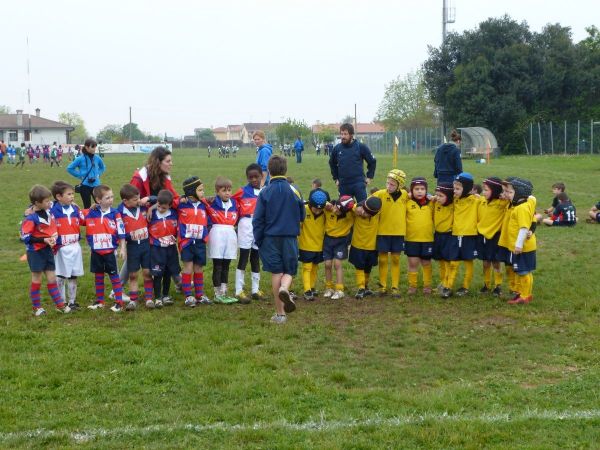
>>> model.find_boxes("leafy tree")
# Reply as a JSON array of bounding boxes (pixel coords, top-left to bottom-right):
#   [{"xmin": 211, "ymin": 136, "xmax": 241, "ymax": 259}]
[
  {"xmin": 274, "ymin": 118, "xmax": 311, "ymax": 145},
  {"xmin": 195, "ymin": 128, "xmax": 216, "ymax": 142},
  {"xmin": 341, "ymin": 115, "xmax": 354, "ymax": 125},
  {"xmin": 315, "ymin": 126, "xmax": 336, "ymax": 144},
  {"xmin": 58, "ymin": 112, "xmax": 89, "ymax": 144},
  {"xmin": 122, "ymin": 122, "xmax": 145, "ymax": 141},
  {"xmin": 97, "ymin": 124, "xmax": 126, "ymax": 143},
  {"xmin": 0, "ymin": 105, "xmax": 11, "ymax": 114}
]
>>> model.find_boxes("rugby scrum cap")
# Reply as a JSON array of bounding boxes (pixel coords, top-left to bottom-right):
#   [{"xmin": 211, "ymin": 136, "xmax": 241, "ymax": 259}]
[
  {"xmin": 338, "ymin": 195, "xmax": 356, "ymax": 212},
  {"xmin": 410, "ymin": 177, "xmax": 428, "ymax": 194},
  {"xmin": 435, "ymin": 182, "xmax": 454, "ymax": 205},
  {"xmin": 508, "ymin": 177, "xmax": 533, "ymax": 205},
  {"xmin": 455, "ymin": 172, "xmax": 474, "ymax": 197},
  {"xmin": 309, "ymin": 189, "xmax": 328, "ymax": 209},
  {"xmin": 387, "ymin": 169, "xmax": 406, "ymax": 190},
  {"xmin": 182, "ymin": 176, "xmax": 203, "ymax": 198},
  {"xmin": 483, "ymin": 176, "xmax": 503, "ymax": 200},
  {"xmin": 361, "ymin": 196, "xmax": 382, "ymax": 216}
]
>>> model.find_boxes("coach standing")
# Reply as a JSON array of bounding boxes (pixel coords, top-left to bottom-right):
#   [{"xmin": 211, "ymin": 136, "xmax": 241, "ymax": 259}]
[
  {"xmin": 433, "ymin": 129, "xmax": 463, "ymax": 184},
  {"xmin": 328, "ymin": 123, "xmax": 376, "ymax": 203}
]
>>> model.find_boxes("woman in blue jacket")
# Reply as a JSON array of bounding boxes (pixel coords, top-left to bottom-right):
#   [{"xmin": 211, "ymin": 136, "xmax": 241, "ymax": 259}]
[
  {"xmin": 67, "ymin": 138, "xmax": 106, "ymax": 208},
  {"xmin": 434, "ymin": 129, "xmax": 463, "ymax": 185}
]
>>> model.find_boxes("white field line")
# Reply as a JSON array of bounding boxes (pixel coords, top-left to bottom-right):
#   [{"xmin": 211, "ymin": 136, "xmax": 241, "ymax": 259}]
[{"xmin": 2, "ymin": 409, "xmax": 600, "ymax": 443}]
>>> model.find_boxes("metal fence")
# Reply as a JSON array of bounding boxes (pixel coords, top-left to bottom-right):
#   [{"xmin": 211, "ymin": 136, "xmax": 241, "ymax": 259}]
[
  {"xmin": 524, "ymin": 120, "xmax": 599, "ymax": 155},
  {"xmin": 358, "ymin": 127, "xmax": 444, "ymax": 154}
]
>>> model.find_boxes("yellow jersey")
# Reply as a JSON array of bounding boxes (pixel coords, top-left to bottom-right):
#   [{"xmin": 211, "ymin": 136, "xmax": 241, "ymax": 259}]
[
  {"xmin": 373, "ymin": 189, "xmax": 408, "ymax": 236},
  {"xmin": 498, "ymin": 197, "xmax": 535, "ymax": 250},
  {"xmin": 298, "ymin": 205, "xmax": 325, "ymax": 252},
  {"xmin": 351, "ymin": 212, "xmax": 380, "ymax": 250},
  {"xmin": 324, "ymin": 209, "xmax": 354, "ymax": 238},
  {"xmin": 506, "ymin": 198, "xmax": 537, "ymax": 252},
  {"xmin": 433, "ymin": 201, "xmax": 454, "ymax": 233},
  {"xmin": 405, "ymin": 199, "xmax": 434, "ymax": 242},
  {"xmin": 477, "ymin": 198, "xmax": 510, "ymax": 239},
  {"xmin": 452, "ymin": 195, "xmax": 479, "ymax": 236}
]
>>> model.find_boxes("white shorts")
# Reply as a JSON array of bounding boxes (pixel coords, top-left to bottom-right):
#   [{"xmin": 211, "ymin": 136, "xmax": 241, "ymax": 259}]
[
  {"xmin": 237, "ymin": 217, "xmax": 257, "ymax": 250},
  {"xmin": 208, "ymin": 225, "xmax": 238, "ymax": 260},
  {"xmin": 55, "ymin": 243, "xmax": 84, "ymax": 278}
]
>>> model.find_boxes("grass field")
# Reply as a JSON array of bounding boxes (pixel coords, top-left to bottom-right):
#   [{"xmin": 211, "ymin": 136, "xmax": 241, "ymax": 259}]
[{"xmin": 1, "ymin": 149, "xmax": 600, "ymax": 448}]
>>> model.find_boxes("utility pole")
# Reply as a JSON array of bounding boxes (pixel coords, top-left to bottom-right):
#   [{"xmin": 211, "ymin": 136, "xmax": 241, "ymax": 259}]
[
  {"xmin": 129, "ymin": 106, "xmax": 132, "ymax": 143},
  {"xmin": 441, "ymin": 0, "xmax": 456, "ymax": 137},
  {"xmin": 354, "ymin": 103, "xmax": 357, "ymax": 133}
]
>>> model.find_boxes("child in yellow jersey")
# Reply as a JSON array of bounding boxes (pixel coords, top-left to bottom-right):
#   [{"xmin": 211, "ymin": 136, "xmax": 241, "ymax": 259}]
[
  {"xmin": 298, "ymin": 190, "xmax": 327, "ymax": 301},
  {"xmin": 405, "ymin": 177, "xmax": 435, "ymax": 295},
  {"xmin": 432, "ymin": 182, "xmax": 454, "ymax": 294},
  {"xmin": 373, "ymin": 169, "xmax": 408, "ymax": 298},
  {"xmin": 441, "ymin": 172, "xmax": 479, "ymax": 299},
  {"xmin": 349, "ymin": 196, "xmax": 382, "ymax": 299},
  {"xmin": 502, "ymin": 178, "xmax": 537, "ymax": 304},
  {"xmin": 323, "ymin": 195, "xmax": 355, "ymax": 300},
  {"xmin": 476, "ymin": 177, "xmax": 509, "ymax": 297}
]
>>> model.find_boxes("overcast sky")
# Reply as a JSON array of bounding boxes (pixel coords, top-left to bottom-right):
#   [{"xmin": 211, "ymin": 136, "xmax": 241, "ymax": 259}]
[{"xmin": 1, "ymin": 0, "xmax": 596, "ymax": 137}]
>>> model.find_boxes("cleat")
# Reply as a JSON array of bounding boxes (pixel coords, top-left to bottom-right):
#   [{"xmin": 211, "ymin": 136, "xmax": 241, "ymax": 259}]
[
  {"xmin": 278, "ymin": 288, "xmax": 296, "ymax": 313},
  {"xmin": 440, "ymin": 287, "xmax": 453, "ymax": 299},
  {"xmin": 355, "ymin": 288, "xmax": 366, "ymax": 299},
  {"xmin": 331, "ymin": 290, "xmax": 345, "ymax": 300},
  {"xmin": 456, "ymin": 287, "xmax": 470, "ymax": 297},
  {"xmin": 184, "ymin": 296, "xmax": 197, "ymax": 307},
  {"xmin": 154, "ymin": 299, "xmax": 163, "ymax": 308},
  {"xmin": 407, "ymin": 287, "xmax": 417, "ymax": 295},
  {"xmin": 303, "ymin": 290, "xmax": 315, "ymax": 301},
  {"xmin": 145, "ymin": 300, "xmax": 155, "ymax": 309},
  {"xmin": 68, "ymin": 302, "xmax": 81, "ymax": 311},
  {"xmin": 310, "ymin": 288, "xmax": 319, "ymax": 298},
  {"xmin": 323, "ymin": 288, "xmax": 335, "ymax": 298},
  {"xmin": 88, "ymin": 301, "xmax": 105, "ymax": 310},
  {"xmin": 479, "ymin": 285, "xmax": 490, "ymax": 294},
  {"xmin": 110, "ymin": 303, "xmax": 123, "ymax": 313},
  {"xmin": 56, "ymin": 304, "xmax": 72, "ymax": 314},
  {"xmin": 33, "ymin": 307, "xmax": 47, "ymax": 316},
  {"xmin": 162, "ymin": 296, "xmax": 174, "ymax": 306},
  {"xmin": 377, "ymin": 285, "xmax": 388, "ymax": 296},
  {"xmin": 125, "ymin": 301, "xmax": 138, "ymax": 311},
  {"xmin": 492, "ymin": 286, "xmax": 502, "ymax": 297},
  {"xmin": 236, "ymin": 291, "xmax": 250, "ymax": 304},
  {"xmin": 109, "ymin": 290, "xmax": 130, "ymax": 302},
  {"xmin": 390, "ymin": 287, "xmax": 401, "ymax": 298},
  {"xmin": 508, "ymin": 295, "xmax": 532, "ymax": 305},
  {"xmin": 251, "ymin": 290, "xmax": 265, "ymax": 301},
  {"xmin": 423, "ymin": 287, "xmax": 433, "ymax": 296},
  {"xmin": 364, "ymin": 287, "xmax": 374, "ymax": 297},
  {"xmin": 196, "ymin": 295, "xmax": 213, "ymax": 305},
  {"xmin": 270, "ymin": 313, "xmax": 287, "ymax": 324},
  {"xmin": 436, "ymin": 283, "xmax": 444, "ymax": 295}
]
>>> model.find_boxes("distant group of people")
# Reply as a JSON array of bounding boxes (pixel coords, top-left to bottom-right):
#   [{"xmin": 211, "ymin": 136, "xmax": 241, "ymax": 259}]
[
  {"xmin": 0, "ymin": 140, "xmax": 81, "ymax": 168},
  {"xmin": 207, "ymin": 145, "xmax": 239, "ymax": 158}
]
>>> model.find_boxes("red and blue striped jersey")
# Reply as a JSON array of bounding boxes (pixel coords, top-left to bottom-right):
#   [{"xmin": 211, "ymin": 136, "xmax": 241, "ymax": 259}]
[
  {"xmin": 203, "ymin": 196, "xmax": 238, "ymax": 226},
  {"xmin": 232, "ymin": 184, "xmax": 260, "ymax": 218},
  {"xmin": 177, "ymin": 200, "xmax": 208, "ymax": 250},
  {"xmin": 148, "ymin": 208, "xmax": 178, "ymax": 247},
  {"xmin": 21, "ymin": 210, "xmax": 58, "ymax": 251},
  {"xmin": 117, "ymin": 204, "xmax": 150, "ymax": 242},
  {"xmin": 50, "ymin": 202, "xmax": 83, "ymax": 248},
  {"xmin": 82, "ymin": 207, "xmax": 126, "ymax": 255}
]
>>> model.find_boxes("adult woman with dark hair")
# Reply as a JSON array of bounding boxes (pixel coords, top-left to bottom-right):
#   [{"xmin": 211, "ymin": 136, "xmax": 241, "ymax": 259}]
[
  {"xmin": 434, "ymin": 129, "xmax": 463, "ymax": 185},
  {"xmin": 130, "ymin": 146, "xmax": 179, "ymax": 206},
  {"xmin": 66, "ymin": 138, "xmax": 106, "ymax": 208}
]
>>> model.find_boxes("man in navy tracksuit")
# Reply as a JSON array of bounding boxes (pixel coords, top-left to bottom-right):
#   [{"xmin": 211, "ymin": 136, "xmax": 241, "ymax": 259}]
[{"xmin": 328, "ymin": 123, "xmax": 376, "ymax": 203}]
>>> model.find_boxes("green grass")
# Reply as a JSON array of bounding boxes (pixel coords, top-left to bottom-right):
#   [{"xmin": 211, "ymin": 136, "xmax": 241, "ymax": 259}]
[{"xmin": 1, "ymin": 149, "xmax": 600, "ymax": 448}]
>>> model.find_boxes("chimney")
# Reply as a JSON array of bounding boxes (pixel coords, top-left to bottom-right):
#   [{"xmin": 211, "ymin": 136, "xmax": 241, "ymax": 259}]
[
  {"xmin": 16, "ymin": 109, "xmax": 23, "ymax": 127},
  {"xmin": 35, "ymin": 108, "xmax": 40, "ymax": 117}
]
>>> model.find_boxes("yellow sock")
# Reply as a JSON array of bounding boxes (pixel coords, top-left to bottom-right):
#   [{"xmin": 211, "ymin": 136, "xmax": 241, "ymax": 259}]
[
  {"xmin": 355, "ymin": 270, "xmax": 366, "ymax": 289},
  {"xmin": 408, "ymin": 271, "xmax": 418, "ymax": 288},
  {"xmin": 520, "ymin": 273, "xmax": 533, "ymax": 298},
  {"xmin": 462, "ymin": 260, "xmax": 474, "ymax": 289},
  {"xmin": 439, "ymin": 260, "xmax": 447, "ymax": 286},
  {"xmin": 446, "ymin": 261, "xmax": 460, "ymax": 289},
  {"xmin": 302, "ymin": 263, "xmax": 313, "ymax": 292},
  {"xmin": 378, "ymin": 253, "xmax": 388, "ymax": 288},
  {"xmin": 483, "ymin": 265, "xmax": 492, "ymax": 288},
  {"xmin": 391, "ymin": 253, "xmax": 401, "ymax": 289},
  {"xmin": 493, "ymin": 269, "xmax": 503, "ymax": 287},
  {"xmin": 506, "ymin": 266, "xmax": 516, "ymax": 292},
  {"xmin": 335, "ymin": 283, "xmax": 344, "ymax": 292},
  {"xmin": 326, "ymin": 280, "xmax": 334, "ymax": 290},
  {"xmin": 422, "ymin": 264, "xmax": 432, "ymax": 288},
  {"xmin": 365, "ymin": 271, "xmax": 370, "ymax": 287},
  {"xmin": 310, "ymin": 264, "xmax": 318, "ymax": 289}
]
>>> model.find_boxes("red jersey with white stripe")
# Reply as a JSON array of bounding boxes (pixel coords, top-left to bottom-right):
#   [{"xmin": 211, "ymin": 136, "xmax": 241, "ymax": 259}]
[
  {"xmin": 20, "ymin": 210, "xmax": 58, "ymax": 252},
  {"xmin": 203, "ymin": 196, "xmax": 238, "ymax": 226},
  {"xmin": 50, "ymin": 202, "xmax": 83, "ymax": 248},
  {"xmin": 232, "ymin": 185, "xmax": 259, "ymax": 218},
  {"xmin": 149, "ymin": 208, "xmax": 178, "ymax": 247},
  {"xmin": 82, "ymin": 207, "xmax": 126, "ymax": 255},
  {"xmin": 177, "ymin": 199, "xmax": 208, "ymax": 250},
  {"xmin": 117, "ymin": 203, "xmax": 150, "ymax": 242},
  {"xmin": 130, "ymin": 166, "xmax": 180, "ymax": 207}
]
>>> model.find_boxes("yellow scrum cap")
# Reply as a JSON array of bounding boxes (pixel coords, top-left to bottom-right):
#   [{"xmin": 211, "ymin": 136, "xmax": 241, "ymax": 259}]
[{"xmin": 387, "ymin": 169, "xmax": 406, "ymax": 190}]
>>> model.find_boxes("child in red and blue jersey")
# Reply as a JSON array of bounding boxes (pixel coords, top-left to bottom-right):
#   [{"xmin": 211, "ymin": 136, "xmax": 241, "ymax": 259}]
[
  {"xmin": 82, "ymin": 185, "xmax": 126, "ymax": 312},
  {"xmin": 232, "ymin": 163, "xmax": 263, "ymax": 303},
  {"xmin": 204, "ymin": 176, "xmax": 239, "ymax": 303},
  {"xmin": 50, "ymin": 181, "xmax": 84, "ymax": 310},
  {"xmin": 117, "ymin": 184, "xmax": 155, "ymax": 310},
  {"xmin": 148, "ymin": 189, "xmax": 180, "ymax": 305},
  {"xmin": 178, "ymin": 177, "xmax": 211, "ymax": 307},
  {"xmin": 20, "ymin": 185, "xmax": 71, "ymax": 316}
]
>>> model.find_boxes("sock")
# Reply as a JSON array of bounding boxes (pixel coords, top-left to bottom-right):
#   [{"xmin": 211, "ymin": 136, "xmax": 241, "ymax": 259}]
[
  {"xmin": 445, "ymin": 261, "xmax": 460, "ymax": 289},
  {"xmin": 235, "ymin": 269, "xmax": 245, "ymax": 295},
  {"xmin": 95, "ymin": 273, "xmax": 105, "ymax": 303},
  {"xmin": 439, "ymin": 261, "xmax": 447, "ymax": 286},
  {"xmin": 162, "ymin": 274, "xmax": 171, "ymax": 297},
  {"xmin": 408, "ymin": 271, "xmax": 418, "ymax": 288},
  {"xmin": 30, "ymin": 282, "xmax": 42, "ymax": 309},
  {"xmin": 325, "ymin": 280, "xmax": 334, "ymax": 290},
  {"xmin": 153, "ymin": 277, "xmax": 162, "ymax": 300},
  {"xmin": 365, "ymin": 271, "xmax": 370, "ymax": 288},
  {"xmin": 67, "ymin": 279, "xmax": 77, "ymax": 304},
  {"xmin": 47, "ymin": 282, "xmax": 64, "ymax": 308},
  {"xmin": 391, "ymin": 253, "xmax": 401, "ymax": 289},
  {"xmin": 129, "ymin": 290, "xmax": 139, "ymax": 303},
  {"xmin": 220, "ymin": 282, "xmax": 227, "ymax": 296},
  {"xmin": 182, "ymin": 273, "xmax": 192, "ymax": 297},
  {"xmin": 422, "ymin": 264, "xmax": 432, "ymax": 288},
  {"xmin": 144, "ymin": 279, "xmax": 154, "ymax": 301},
  {"xmin": 302, "ymin": 263, "xmax": 313, "ymax": 292},
  {"xmin": 310, "ymin": 264, "xmax": 318, "ymax": 290},
  {"xmin": 109, "ymin": 273, "xmax": 123, "ymax": 304},
  {"xmin": 335, "ymin": 283, "xmax": 344, "ymax": 292},
  {"xmin": 194, "ymin": 272, "xmax": 204, "ymax": 299},
  {"xmin": 251, "ymin": 272, "xmax": 260, "ymax": 294},
  {"xmin": 483, "ymin": 265, "xmax": 492, "ymax": 288},
  {"xmin": 57, "ymin": 277, "xmax": 66, "ymax": 305},
  {"xmin": 378, "ymin": 253, "xmax": 388, "ymax": 288},
  {"xmin": 493, "ymin": 268, "xmax": 503, "ymax": 288},
  {"xmin": 506, "ymin": 266, "xmax": 516, "ymax": 292},
  {"xmin": 462, "ymin": 260, "xmax": 474, "ymax": 289},
  {"xmin": 355, "ymin": 269, "xmax": 366, "ymax": 289},
  {"xmin": 520, "ymin": 273, "xmax": 533, "ymax": 298}
]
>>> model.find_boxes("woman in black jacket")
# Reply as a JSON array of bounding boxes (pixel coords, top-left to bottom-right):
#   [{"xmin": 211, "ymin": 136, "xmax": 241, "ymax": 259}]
[{"xmin": 434, "ymin": 129, "xmax": 463, "ymax": 185}]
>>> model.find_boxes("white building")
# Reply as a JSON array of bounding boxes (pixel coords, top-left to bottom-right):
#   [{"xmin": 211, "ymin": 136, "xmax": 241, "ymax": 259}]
[{"xmin": 0, "ymin": 109, "xmax": 73, "ymax": 145}]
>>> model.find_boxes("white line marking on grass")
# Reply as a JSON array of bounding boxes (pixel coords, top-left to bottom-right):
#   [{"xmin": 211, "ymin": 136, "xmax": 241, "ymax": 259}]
[{"xmin": 2, "ymin": 409, "xmax": 600, "ymax": 443}]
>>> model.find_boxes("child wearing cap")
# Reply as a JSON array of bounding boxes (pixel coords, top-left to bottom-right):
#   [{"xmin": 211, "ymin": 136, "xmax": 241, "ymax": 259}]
[
  {"xmin": 372, "ymin": 169, "xmax": 408, "ymax": 298},
  {"xmin": 298, "ymin": 189, "xmax": 327, "ymax": 300},
  {"xmin": 477, "ymin": 177, "xmax": 509, "ymax": 296},
  {"xmin": 350, "ymin": 196, "xmax": 382, "ymax": 299},
  {"xmin": 432, "ymin": 182, "xmax": 454, "ymax": 294},
  {"xmin": 405, "ymin": 177, "xmax": 435, "ymax": 295}
]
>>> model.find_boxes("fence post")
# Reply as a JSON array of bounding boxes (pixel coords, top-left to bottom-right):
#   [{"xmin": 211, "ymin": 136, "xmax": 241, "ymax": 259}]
[
  {"xmin": 538, "ymin": 122, "xmax": 543, "ymax": 155},
  {"xmin": 530, "ymin": 123, "xmax": 533, "ymax": 155},
  {"xmin": 577, "ymin": 120, "xmax": 580, "ymax": 155},
  {"xmin": 564, "ymin": 120, "xmax": 567, "ymax": 155},
  {"xmin": 550, "ymin": 121, "xmax": 554, "ymax": 154},
  {"xmin": 591, "ymin": 119, "xmax": 594, "ymax": 155}
]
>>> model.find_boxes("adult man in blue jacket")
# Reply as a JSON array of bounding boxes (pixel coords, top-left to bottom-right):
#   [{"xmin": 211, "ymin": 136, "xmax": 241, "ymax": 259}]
[
  {"xmin": 293, "ymin": 137, "xmax": 304, "ymax": 163},
  {"xmin": 328, "ymin": 123, "xmax": 376, "ymax": 202}
]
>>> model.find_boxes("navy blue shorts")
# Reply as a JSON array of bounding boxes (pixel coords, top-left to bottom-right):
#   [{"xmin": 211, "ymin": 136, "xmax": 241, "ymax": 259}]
[
  {"xmin": 512, "ymin": 250, "xmax": 536, "ymax": 275},
  {"xmin": 553, "ymin": 221, "xmax": 576, "ymax": 227},
  {"xmin": 596, "ymin": 212, "xmax": 600, "ymax": 223},
  {"xmin": 90, "ymin": 251, "xmax": 118, "ymax": 274},
  {"xmin": 433, "ymin": 232, "xmax": 455, "ymax": 261},
  {"xmin": 495, "ymin": 246, "xmax": 511, "ymax": 264},
  {"xmin": 323, "ymin": 235, "xmax": 349, "ymax": 260},
  {"xmin": 180, "ymin": 240, "xmax": 207, "ymax": 266},
  {"xmin": 298, "ymin": 249, "xmax": 324, "ymax": 264},
  {"xmin": 259, "ymin": 236, "xmax": 298, "ymax": 275},
  {"xmin": 27, "ymin": 247, "xmax": 55, "ymax": 272},
  {"xmin": 126, "ymin": 240, "xmax": 151, "ymax": 272},
  {"xmin": 477, "ymin": 232, "xmax": 501, "ymax": 261},
  {"xmin": 404, "ymin": 241, "xmax": 433, "ymax": 259},
  {"xmin": 376, "ymin": 235, "xmax": 404, "ymax": 253},
  {"xmin": 348, "ymin": 246, "xmax": 378, "ymax": 270},
  {"xmin": 150, "ymin": 245, "xmax": 181, "ymax": 277},
  {"xmin": 447, "ymin": 235, "xmax": 478, "ymax": 261}
]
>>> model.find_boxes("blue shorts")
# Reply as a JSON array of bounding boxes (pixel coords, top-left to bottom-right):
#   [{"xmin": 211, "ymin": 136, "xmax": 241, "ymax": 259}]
[
  {"xmin": 377, "ymin": 235, "xmax": 404, "ymax": 253},
  {"xmin": 348, "ymin": 247, "xmax": 378, "ymax": 270},
  {"xmin": 259, "ymin": 236, "xmax": 298, "ymax": 275},
  {"xmin": 433, "ymin": 232, "xmax": 455, "ymax": 261},
  {"xmin": 150, "ymin": 245, "xmax": 181, "ymax": 277},
  {"xmin": 553, "ymin": 220, "xmax": 576, "ymax": 227},
  {"xmin": 323, "ymin": 235, "xmax": 349, "ymax": 260},
  {"xmin": 27, "ymin": 247, "xmax": 55, "ymax": 272},
  {"xmin": 596, "ymin": 213, "xmax": 600, "ymax": 223},
  {"xmin": 512, "ymin": 250, "xmax": 536, "ymax": 275},
  {"xmin": 448, "ymin": 235, "xmax": 478, "ymax": 261},
  {"xmin": 90, "ymin": 251, "xmax": 118, "ymax": 274},
  {"xmin": 126, "ymin": 240, "xmax": 151, "ymax": 272},
  {"xmin": 180, "ymin": 240, "xmax": 207, "ymax": 266},
  {"xmin": 298, "ymin": 249, "xmax": 324, "ymax": 264},
  {"xmin": 477, "ymin": 232, "xmax": 501, "ymax": 261},
  {"xmin": 404, "ymin": 241, "xmax": 433, "ymax": 259},
  {"xmin": 495, "ymin": 246, "xmax": 511, "ymax": 265}
]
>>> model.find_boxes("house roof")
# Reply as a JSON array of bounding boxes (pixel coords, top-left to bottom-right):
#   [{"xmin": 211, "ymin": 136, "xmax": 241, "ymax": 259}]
[
  {"xmin": 242, "ymin": 122, "xmax": 280, "ymax": 132},
  {"xmin": 212, "ymin": 127, "xmax": 227, "ymax": 133},
  {"xmin": 311, "ymin": 122, "xmax": 385, "ymax": 134},
  {"xmin": 0, "ymin": 114, "xmax": 74, "ymax": 130},
  {"xmin": 228, "ymin": 125, "xmax": 242, "ymax": 131}
]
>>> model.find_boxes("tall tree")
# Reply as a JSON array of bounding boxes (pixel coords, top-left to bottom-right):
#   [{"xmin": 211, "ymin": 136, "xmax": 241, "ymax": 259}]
[
  {"xmin": 0, "ymin": 105, "xmax": 11, "ymax": 114},
  {"xmin": 274, "ymin": 118, "xmax": 311, "ymax": 145},
  {"xmin": 195, "ymin": 128, "xmax": 216, "ymax": 142},
  {"xmin": 122, "ymin": 122, "xmax": 145, "ymax": 141},
  {"xmin": 58, "ymin": 112, "xmax": 89, "ymax": 144},
  {"xmin": 341, "ymin": 115, "xmax": 354, "ymax": 125},
  {"xmin": 97, "ymin": 124, "xmax": 126, "ymax": 143}
]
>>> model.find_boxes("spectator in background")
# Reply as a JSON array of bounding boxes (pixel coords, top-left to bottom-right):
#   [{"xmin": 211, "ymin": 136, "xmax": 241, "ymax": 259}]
[
  {"xmin": 66, "ymin": 138, "xmax": 105, "ymax": 208},
  {"xmin": 434, "ymin": 129, "xmax": 463, "ymax": 184},
  {"xmin": 294, "ymin": 136, "xmax": 304, "ymax": 163},
  {"xmin": 254, "ymin": 130, "xmax": 273, "ymax": 187}
]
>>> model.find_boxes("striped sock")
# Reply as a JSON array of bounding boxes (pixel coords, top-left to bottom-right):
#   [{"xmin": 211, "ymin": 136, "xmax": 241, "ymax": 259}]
[
  {"xmin": 109, "ymin": 273, "xmax": 123, "ymax": 305},
  {"xmin": 95, "ymin": 273, "xmax": 105, "ymax": 303},
  {"xmin": 144, "ymin": 279, "xmax": 154, "ymax": 301},
  {"xmin": 47, "ymin": 282, "xmax": 64, "ymax": 308},
  {"xmin": 181, "ymin": 273, "xmax": 192, "ymax": 297},
  {"xmin": 129, "ymin": 290, "xmax": 139, "ymax": 303},
  {"xmin": 30, "ymin": 282, "xmax": 42, "ymax": 309},
  {"xmin": 194, "ymin": 272, "xmax": 204, "ymax": 298}
]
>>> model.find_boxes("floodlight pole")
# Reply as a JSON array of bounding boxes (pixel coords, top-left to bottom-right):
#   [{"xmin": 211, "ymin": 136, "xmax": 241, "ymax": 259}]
[{"xmin": 129, "ymin": 106, "xmax": 133, "ymax": 143}]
